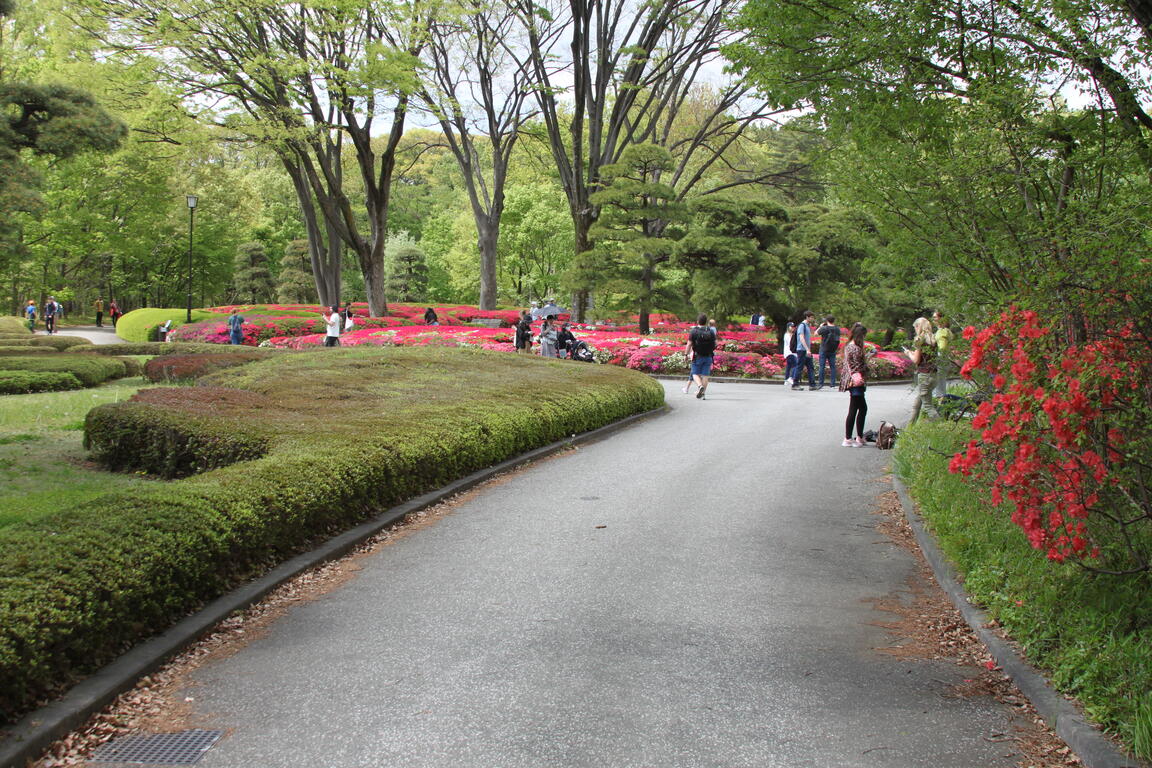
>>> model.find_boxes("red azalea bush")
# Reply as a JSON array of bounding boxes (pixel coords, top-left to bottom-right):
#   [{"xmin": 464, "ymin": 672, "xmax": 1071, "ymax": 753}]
[{"xmin": 948, "ymin": 306, "xmax": 1152, "ymax": 572}]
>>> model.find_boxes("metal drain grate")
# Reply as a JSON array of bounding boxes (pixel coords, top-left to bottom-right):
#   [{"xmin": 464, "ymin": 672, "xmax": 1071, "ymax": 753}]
[{"xmin": 89, "ymin": 729, "xmax": 223, "ymax": 765}]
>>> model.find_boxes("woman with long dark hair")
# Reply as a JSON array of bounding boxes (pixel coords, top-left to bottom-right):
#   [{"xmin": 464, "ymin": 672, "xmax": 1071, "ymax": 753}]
[{"xmin": 841, "ymin": 323, "xmax": 872, "ymax": 446}]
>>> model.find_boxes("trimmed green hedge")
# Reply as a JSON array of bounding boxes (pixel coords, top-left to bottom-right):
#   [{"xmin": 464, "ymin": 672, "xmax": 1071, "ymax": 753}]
[
  {"xmin": 86, "ymin": 388, "xmax": 272, "ymax": 476},
  {"xmin": 0, "ymin": 346, "xmax": 59, "ymax": 356},
  {"xmin": 0, "ymin": 336, "xmax": 93, "ymax": 351},
  {"xmin": 0, "ymin": 356, "xmax": 129, "ymax": 387},
  {"xmin": 0, "ymin": 371, "xmax": 84, "ymax": 394},
  {"xmin": 115, "ymin": 308, "xmax": 219, "ymax": 343},
  {"xmin": 143, "ymin": 351, "xmax": 277, "ymax": 382},
  {"xmin": 69, "ymin": 341, "xmax": 267, "ymax": 357},
  {"xmin": 0, "ymin": 317, "xmax": 29, "ymax": 335},
  {"xmin": 0, "ymin": 347, "xmax": 663, "ymax": 722}
]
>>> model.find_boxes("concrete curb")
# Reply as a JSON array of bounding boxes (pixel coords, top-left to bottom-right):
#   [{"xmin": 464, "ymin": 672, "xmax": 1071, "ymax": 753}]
[
  {"xmin": 650, "ymin": 374, "xmax": 915, "ymax": 387},
  {"xmin": 0, "ymin": 404, "xmax": 668, "ymax": 768},
  {"xmin": 890, "ymin": 475, "xmax": 1145, "ymax": 768}
]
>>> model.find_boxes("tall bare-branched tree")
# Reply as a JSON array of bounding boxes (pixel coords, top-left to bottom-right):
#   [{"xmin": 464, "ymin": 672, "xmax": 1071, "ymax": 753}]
[
  {"xmin": 84, "ymin": 0, "xmax": 428, "ymax": 314},
  {"xmin": 510, "ymin": 0, "xmax": 781, "ymax": 320},
  {"xmin": 418, "ymin": 0, "xmax": 536, "ymax": 310}
]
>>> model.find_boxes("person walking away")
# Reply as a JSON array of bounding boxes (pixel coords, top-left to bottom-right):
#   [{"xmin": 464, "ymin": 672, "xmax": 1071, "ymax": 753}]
[
  {"xmin": 905, "ymin": 316, "xmax": 940, "ymax": 422},
  {"xmin": 423, "ymin": 307, "xmax": 439, "ymax": 325},
  {"xmin": 43, "ymin": 296, "xmax": 58, "ymax": 335},
  {"xmin": 750, "ymin": 310, "xmax": 761, "ymax": 327},
  {"xmin": 782, "ymin": 322, "xmax": 797, "ymax": 387},
  {"xmin": 93, "ymin": 297, "xmax": 104, "ymax": 327},
  {"xmin": 932, "ymin": 311, "xmax": 954, "ymax": 398},
  {"xmin": 840, "ymin": 323, "xmax": 874, "ymax": 446},
  {"xmin": 792, "ymin": 311, "xmax": 816, "ymax": 390},
  {"xmin": 816, "ymin": 315, "xmax": 841, "ymax": 390},
  {"xmin": 556, "ymin": 322, "xmax": 576, "ymax": 359},
  {"xmin": 323, "ymin": 305, "xmax": 342, "ymax": 347},
  {"xmin": 109, "ymin": 300, "xmax": 122, "ymax": 327},
  {"xmin": 227, "ymin": 308, "xmax": 246, "ymax": 345},
  {"xmin": 514, "ymin": 311, "xmax": 534, "ymax": 354},
  {"xmin": 539, "ymin": 316, "xmax": 558, "ymax": 357},
  {"xmin": 24, "ymin": 300, "xmax": 37, "ymax": 332},
  {"xmin": 686, "ymin": 313, "xmax": 717, "ymax": 400}
]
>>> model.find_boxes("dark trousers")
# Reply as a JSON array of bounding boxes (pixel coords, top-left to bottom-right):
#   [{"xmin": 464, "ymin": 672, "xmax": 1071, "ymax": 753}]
[
  {"xmin": 95, "ymin": 311, "xmax": 103, "ymax": 327},
  {"xmin": 818, "ymin": 349, "xmax": 838, "ymax": 388},
  {"xmin": 324, "ymin": 336, "xmax": 341, "ymax": 347},
  {"xmin": 793, "ymin": 350, "xmax": 814, "ymax": 387},
  {"xmin": 45, "ymin": 316, "xmax": 55, "ymax": 334},
  {"xmin": 846, "ymin": 391, "xmax": 868, "ymax": 439}
]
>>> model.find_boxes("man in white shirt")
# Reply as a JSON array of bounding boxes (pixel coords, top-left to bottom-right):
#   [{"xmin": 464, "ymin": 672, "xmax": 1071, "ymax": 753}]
[{"xmin": 324, "ymin": 305, "xmax": 342, "ymax": 347}]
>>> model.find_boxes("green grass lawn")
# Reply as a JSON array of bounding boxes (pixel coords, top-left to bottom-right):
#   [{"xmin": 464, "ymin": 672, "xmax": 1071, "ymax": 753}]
[{"xmin": 0, "ymin": 378, "xmax": 152, "ymax": 528}]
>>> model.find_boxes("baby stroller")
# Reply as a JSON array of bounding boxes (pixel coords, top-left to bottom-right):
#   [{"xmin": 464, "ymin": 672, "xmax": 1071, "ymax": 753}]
[{"xmin": 569, "ymin": 340, "xmax": 596, "ymax": 363}]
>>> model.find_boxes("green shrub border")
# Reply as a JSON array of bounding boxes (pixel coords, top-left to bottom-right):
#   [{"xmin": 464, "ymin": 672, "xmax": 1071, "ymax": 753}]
[
  {"xmin": 0, "ymin": 399, "xmax": 664, "ymax": 768},
  {"xmin": 0, "ymin": 353, "xmax": 663, "ymax": 730},
  {"xmin": 893, "ymin": 421, "xmax": 1152, "ymax": 761},
  {"xmin": 0, "ymin": 371, "xmax": 84, "ymax": 394}
]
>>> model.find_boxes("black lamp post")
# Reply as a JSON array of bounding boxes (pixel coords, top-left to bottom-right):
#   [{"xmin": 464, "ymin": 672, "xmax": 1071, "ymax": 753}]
[{"xmin": 186, "ymin": 195, "xmax": 198, "ymax": 322}]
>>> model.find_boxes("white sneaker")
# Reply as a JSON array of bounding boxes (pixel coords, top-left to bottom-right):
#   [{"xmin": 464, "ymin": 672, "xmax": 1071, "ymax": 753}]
[
  {"xmin": 682, "ymin": 383, "xmax": 693, "ymax": 394},
  {"xmin": 841, "ymin": 439, "xmax": 855, "ymax": 447},
  {"xmin": 785, "ymin": 378, "xmax": 793, "ymax": 388}
]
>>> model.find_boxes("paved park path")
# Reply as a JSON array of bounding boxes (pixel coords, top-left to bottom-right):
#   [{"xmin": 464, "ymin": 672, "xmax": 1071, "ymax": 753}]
[
  {"xmin": 51, "ymin": 325, "xmax": 121, "ymax": 344},
  {"xmin": 170, "ymin": 381, "xmax": 1022, "ymax": 767}
]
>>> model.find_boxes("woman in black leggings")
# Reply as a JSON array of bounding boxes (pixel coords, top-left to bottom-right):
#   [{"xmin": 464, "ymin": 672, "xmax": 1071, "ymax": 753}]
[{"xmin": 841, "ymin": 323, "xmax": 871, "ymax": 447}]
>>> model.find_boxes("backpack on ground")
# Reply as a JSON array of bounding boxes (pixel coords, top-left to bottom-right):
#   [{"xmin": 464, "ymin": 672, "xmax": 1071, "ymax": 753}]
[{"xmin": 876, "ymin": 421, "xmax": 898, "ymax": 450}]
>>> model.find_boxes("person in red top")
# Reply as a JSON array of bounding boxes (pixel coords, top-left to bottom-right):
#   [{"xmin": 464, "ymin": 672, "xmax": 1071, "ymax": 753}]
[{"xmin": 109, "ymin": 299, "xmax": 122, "ymax": 327}]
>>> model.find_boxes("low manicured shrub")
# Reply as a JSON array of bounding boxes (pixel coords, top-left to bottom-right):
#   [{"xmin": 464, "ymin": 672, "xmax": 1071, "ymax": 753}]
[
  {"xmin": 0, "ymin": 337, "xmax": 92, "ymax": 351},
  {"xmin": 0, "ymin": 317, "xmax": 29, "ymax": 334},
  {"xmin": 0, "ymin": 371, "xmax": 84, "ymax": 394},
  {"xmin": 0, "ymin": 348, "xmax": 662, "ymax": 722},
  {"xmin": 32, "ymin": 336, "xmax": 94, "ymax": 351},
  {"xmin": 0, "ymin": 346, "xmax": 59, "ymax": 356},
  {"xmin": 70, "ymin": 342, "xmax": 278, "ymax": 357},
  {"xmin": 143, "ymin": 351, "xmax": 275, "ymax": 382},
  {"xmin": 85, "ymin": 388, "xmax": 272, "ymax": 476},
  {"xmin": 0, "ymin": 356, "xmax": 128, "ymax": 387}
]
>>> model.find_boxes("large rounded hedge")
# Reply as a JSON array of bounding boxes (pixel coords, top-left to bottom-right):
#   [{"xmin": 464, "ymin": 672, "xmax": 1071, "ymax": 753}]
[{"xmin": 114, "ymin": 308, "xmax": 219, "ymax": 343}]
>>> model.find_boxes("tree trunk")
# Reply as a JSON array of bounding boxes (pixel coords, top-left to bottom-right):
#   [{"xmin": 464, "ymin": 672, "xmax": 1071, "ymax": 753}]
[
  {"xmin": 639, "ymin": 262, "xmax": 653, "ymax": 335},
  {"xmin": 477, "ymin": 218, "xmax": 498, "ymax": 310}
]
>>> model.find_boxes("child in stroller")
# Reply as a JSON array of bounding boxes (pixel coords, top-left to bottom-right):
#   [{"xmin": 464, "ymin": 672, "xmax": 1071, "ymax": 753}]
[{"xmin": 569, "ymin": 340, "xmax": 596, "ymax": 362}]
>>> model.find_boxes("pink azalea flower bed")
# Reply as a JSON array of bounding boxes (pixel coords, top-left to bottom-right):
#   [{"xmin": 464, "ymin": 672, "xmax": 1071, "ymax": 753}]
[{"xmin": 179, "ymin": 305, "xmax": 912, "ymax": 380}]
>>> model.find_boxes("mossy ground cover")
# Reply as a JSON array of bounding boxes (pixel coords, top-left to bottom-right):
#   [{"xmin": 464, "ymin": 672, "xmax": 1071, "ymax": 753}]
[
  {"xmin": 0, "ymin": 347, "xmax": 663, "ymax": 723},
  {"xmin": 894, "ymin": 421, "xmax": 1152, "ymax": 759}
]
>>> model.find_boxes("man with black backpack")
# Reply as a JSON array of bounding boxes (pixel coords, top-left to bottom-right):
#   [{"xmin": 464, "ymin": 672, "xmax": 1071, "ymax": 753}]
[
  {"xmin": 816, "ymin": 315, "xmax": 841, "ymax": 390},
  {"xmin": 686, "ymin": 313, "xmax": 717, "ymax": 400}
]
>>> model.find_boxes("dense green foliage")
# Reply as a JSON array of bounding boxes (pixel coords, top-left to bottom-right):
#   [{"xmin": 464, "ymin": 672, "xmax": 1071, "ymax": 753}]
[
  {"xmin": 143, "ymin": 350, "xmax": 278, "ymax": 382},
  {"xmin": 895, "ymin": 421, "xmax": 1152, "ymax": 757},
  {"xmin": 0, "ymin": 347, "xmax": 662, "ymax": 721},
  {"xmin": 0, "ymin": 355, "xmax": 130, "ymax": 386},
  {"xmin": 0, "ymin": 370, "xmax": 83, "ymax": 394}
]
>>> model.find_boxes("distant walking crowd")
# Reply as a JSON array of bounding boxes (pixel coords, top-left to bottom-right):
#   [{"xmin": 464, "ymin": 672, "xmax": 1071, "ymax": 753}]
[{"xmin": 685, "ymin": 308, "xmax": 956, "ymax": 448}]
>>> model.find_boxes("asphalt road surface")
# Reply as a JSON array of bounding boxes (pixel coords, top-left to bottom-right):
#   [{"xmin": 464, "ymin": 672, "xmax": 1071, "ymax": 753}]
[{"xmin": 175, "ymin": 379, "xmax": 1023, "ymax": 768}]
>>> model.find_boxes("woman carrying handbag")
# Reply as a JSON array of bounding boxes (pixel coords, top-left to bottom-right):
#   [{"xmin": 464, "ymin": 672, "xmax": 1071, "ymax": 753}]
[{"xmin": 840, "ymin": 323, "xmax": 872, "ymax": 447}]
